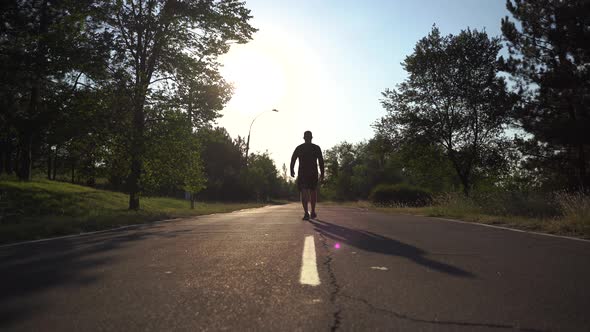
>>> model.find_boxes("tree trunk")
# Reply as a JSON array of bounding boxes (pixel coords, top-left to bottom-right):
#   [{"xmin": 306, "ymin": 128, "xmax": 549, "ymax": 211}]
[
  {"xmin": 190, "ymin": 193, "xmax": 195, "ymax": 209},
  {"xmin": 0, "ymin": 138, "xmax": 4, "ymax": 176},
  {"xmin": 578, "ymin": 144, "xmax": 589, "ymax": 191},
  {"xmin": 128, "ymin": 157, "xmax": 141, "ymax": 210},
  {"xmin": 14, "ymin": 146, "xmax": 21, "ymax": 178},
  {"xmin": 71, "ymin": 159, "xmax": 75, "ymax": 183},
  {"xmin": 52, "ymin": 146, "xmax": 57, "ymax": 180},
  {"xmin": 47, "ymin": 146, "xmax": 52, "ymax": 180},
  {"xmin": 461, "ymin": 176, "xmax": 471, "ymax": 197},
  {"xmin": 4, "ymin": 138, "xmax": 13, "ymax": 175},
  {"xmin": 18, "ymin": 130, "xmax": 33, "ymax": 181},
  {"xmin": 128, "ymin": 99, "xmax": 145, "ymax": 211},
  {"xmin": 447, "ymin": 150, "xmax": 471, "ymax": 197},
  {"xmin": 17, "ymin": 0, "xmax": 48, "ymax": 182}
]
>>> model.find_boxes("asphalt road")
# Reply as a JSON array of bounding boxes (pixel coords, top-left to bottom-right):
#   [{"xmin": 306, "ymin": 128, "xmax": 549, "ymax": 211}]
[{"xmin": 1, "ymin": 204, "xmax": 589, "ymax": 331}]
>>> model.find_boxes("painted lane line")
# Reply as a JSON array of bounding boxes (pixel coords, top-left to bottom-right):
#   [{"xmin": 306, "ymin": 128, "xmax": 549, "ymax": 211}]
[
  {"xmin": 434, "ymin": 217, "xmax": 590, "ymax": 243},
  {"xmin": 300, "ymin": 235, "xmax": 321, "ymax": 286},
  {"xmin": 0, "ymin": 219, "xmax": 177, "ymax": 249},
  {"xmin": 371, "ymin": 266, "xmax": 389, "ymax": 271}
]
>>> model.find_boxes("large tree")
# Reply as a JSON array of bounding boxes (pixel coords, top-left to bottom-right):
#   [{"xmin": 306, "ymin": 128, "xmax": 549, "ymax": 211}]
[
  {"xmin": 501, "ymin": 0, "xmax": 590, "ymax": 190},
  {"xmin": 105, "ymin": 0, "xmax": 255, "ymax": 209},
  {"xmin": 0, "ymin": 0, "xmax": 110, "ymax": 180},
  {"xmin": 376, "ymin": 27, "xmax": 515, "ymax": 196}
]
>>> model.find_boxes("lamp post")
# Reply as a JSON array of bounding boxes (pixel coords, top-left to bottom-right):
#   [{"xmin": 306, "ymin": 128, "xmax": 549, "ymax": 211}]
[{"xmin": 245, "ymin": 108, "xmax": 278, "ymax": 166}]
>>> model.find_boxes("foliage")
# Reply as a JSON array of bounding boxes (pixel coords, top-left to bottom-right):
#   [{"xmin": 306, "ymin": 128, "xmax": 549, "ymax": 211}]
[
  {"xmin": 322, "ymin": 137, "xmax": 461, "ymax": 201},
  {"xmin": 369, "ymin": 183, "xmax": 432, "ymax": 207},
  {"xmin": 183, "ymin": 155, "xmax": 207, "ymax": 209},
  {"xmin": 395, "ymin": 143, "xmax": 460, "ymax": 193},
  {"xmin": 142, "ymin": 111, "xmax": 204, "ymax": 196},
  {"xmin": 196, "ymin": 127, "xmax": 245, "ymax": 200},
  {"xmin": 322, "ymin": 142, "xmax": 359, "ymax": 201},
  {"xmin": 242, "ymin": 152, "xmax": 281, "ymax": 202},
  {"xmin": 194, "ymin": 127, "xmax": 290, "ymax": 202},
  {"xmin": 0, "ymin": 0, "xmax": 258, "ymax": 209},
  {"xmin": 99, "ymin": 0, "xmax": 256, "ymax": 209},
  {"xmin": 500, "ymin": 0, "xmax": 590, "ymax": 190},
  {"xmin": 376, "ymin": 26, "xmax": 515, "ymax": 196},
  {"xmin": 0, "ymin": 0, "xmax": 111, "ymax": 180}
]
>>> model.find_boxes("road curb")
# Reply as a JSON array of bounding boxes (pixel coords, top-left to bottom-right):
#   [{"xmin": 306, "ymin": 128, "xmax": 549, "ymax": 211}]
[
  {"xmin": 0, "ymin": 218, "xmax": 184, "ymax": 249},
  {"xmin": 0, "ymin": 204, "xmax": 275, "ymax": 249},
  {"xmin": 432, "ymin": 216, "xmax": 590, "ymax": 243}
]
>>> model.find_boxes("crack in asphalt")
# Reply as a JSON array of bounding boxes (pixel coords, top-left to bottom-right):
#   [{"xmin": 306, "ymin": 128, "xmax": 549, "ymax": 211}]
[
  {"xmin": 317, "ymin": 232, "xmax": 342, "ymax": 331},
  {"xmin": 338, "ymin": 293, "xmax": 549, "ymax": 332},
  {"xmin": 312, "ymin": 218, "xmax": 549, "ymax": 332}
]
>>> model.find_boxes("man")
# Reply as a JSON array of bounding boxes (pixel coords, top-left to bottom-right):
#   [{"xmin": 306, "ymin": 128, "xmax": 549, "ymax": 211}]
[{"xmin": 290, "ymin": 130, "xmax": 324, "ymax": 220}]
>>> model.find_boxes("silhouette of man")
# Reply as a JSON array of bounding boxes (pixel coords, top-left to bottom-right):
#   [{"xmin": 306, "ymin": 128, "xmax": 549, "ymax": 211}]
[{"xmin": 290, "ymin": 130, "xmax": 324, "ymax": 220}]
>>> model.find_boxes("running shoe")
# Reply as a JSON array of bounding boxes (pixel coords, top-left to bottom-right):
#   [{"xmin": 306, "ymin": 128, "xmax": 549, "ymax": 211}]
[{"xmin": 302, "ymin": 212, "xmax": 310, "ymax": 220}]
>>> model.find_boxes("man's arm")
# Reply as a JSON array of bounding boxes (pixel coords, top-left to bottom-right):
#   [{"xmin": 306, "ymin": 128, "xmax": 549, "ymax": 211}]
[
  {"xmin": 290, "ymin": 147, "xmax": 298, "ymax": 177},
  {"xmin": 318, "ymin": 146, "xmax": 325, "ymax": 181}
]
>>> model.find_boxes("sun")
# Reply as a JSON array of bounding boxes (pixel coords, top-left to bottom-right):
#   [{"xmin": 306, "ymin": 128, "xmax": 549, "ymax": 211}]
[{"xmin": 221, "ymin": 46, "xmax": 287, "ymax": 114}]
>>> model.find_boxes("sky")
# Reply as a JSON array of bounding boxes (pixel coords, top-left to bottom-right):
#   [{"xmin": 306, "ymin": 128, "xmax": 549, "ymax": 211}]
[{"xmin": 217, "ymin": 0, "xmax": 511, "ymax": 170}]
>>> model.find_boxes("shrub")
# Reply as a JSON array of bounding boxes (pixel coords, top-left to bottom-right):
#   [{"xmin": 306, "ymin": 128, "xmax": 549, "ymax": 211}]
[
  {"xmin": 553, "ymin": 191, "xmax": 590, "ymax": 235},
  {"xmin": 369, "ymin": 183, "xmax": 432, "ymax": 206},
  {"xmin": 471, "ymin": 190, "xmax": 560, "ymax": 218},
  {"xmin": 429, "ymin": 192, "xmax": 482, "ymax": 216}
]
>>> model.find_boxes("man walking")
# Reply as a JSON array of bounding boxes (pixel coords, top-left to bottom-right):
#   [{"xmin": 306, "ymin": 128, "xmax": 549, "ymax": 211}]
[{"xmin": 290, "ymin": 131, "xmax": 324, "ymax": 220}]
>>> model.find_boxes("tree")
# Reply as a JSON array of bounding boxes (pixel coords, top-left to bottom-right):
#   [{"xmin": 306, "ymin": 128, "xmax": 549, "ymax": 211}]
[
  {"xmin": 196, "ymin": 127, "xmax": 244, "ymax": 201},
  {"xmin": 105, "ymin": 0, "xmax": 256, "ymax": 209},
  {"xmin": 323, "ymin": 142, "xmax": 360, "ymax": 201},
  {"xmin": 242, "ymin": 152, "xmax": 280, "ymax": 202},
  {"xmin": 376, "ymin": 26, "xmax": 515, "ymax": 196},
  {"xmin": 500, "ymin": 0, "xmax": 590, "ymax": 190},
  {"xmin": 0, "ymin": 0, "xmax": 110, "ymax": 180},
  {"xmin": 183, "ymin": 152, "xmax": 206, "ymax": 209},
  {"xmin": 143, "ymin": 110, "xmax": 203, "ymax": 196}
]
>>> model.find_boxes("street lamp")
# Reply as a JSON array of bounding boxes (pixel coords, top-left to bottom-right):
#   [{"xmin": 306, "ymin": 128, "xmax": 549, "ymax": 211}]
[{"xmin": 245, "ymin": 108, "xmax": 278, "ymax": 166}]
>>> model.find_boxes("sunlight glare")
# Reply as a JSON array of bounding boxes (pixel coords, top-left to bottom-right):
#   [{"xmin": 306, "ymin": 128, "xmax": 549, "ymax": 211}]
[{"xmin": 222, "ymin": 47, "xmax": 287, "ymax": 114}]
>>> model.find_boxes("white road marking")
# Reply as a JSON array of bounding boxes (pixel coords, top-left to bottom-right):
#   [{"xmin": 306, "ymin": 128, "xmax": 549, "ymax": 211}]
[
  {"xmin": 0, "ymin": 218, "xmax": 179, "ymax": 249},
  {"xmin": 371, "ymin": 266, "xmax": 389, "ymax": 271},
  {"xmin": 434, "ymin": 217, "xmax": 590, "ymax": 243},
  {"xmin": 300, "ymin": 235, "xmax": 320, "ymax": 286}
]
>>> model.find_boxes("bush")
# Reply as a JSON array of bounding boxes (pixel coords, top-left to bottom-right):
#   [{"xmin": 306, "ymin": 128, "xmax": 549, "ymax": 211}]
[
  {"xmin": 553, "ymin": 191, "xmax": 590, "ymax": 235},
  {"xmin": 369, "ymin": 183, "xmax": 432, "ymax": 206},
  {"xmin": 471, "ymin": 190, "xmax": 560, "ymax": 218}
]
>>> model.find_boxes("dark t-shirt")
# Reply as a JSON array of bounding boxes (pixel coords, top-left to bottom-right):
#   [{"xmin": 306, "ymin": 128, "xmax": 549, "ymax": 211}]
[{"xmin": 291, "ymin": 143, "xmax": 324, "ymax": 176}]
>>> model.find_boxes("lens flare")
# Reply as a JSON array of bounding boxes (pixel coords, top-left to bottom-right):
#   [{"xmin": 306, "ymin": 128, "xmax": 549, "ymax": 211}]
[{"xmin": 334, "ymin": 243, "xmax": 341, "ymax": 249}]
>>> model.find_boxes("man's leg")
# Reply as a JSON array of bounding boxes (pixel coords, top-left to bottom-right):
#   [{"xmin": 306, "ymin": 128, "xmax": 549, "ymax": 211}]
[
  {"xmin": 310, "ymin": 189, "xmax": 317, "ymax": 217},
  {"xmin": 301, "ymin": 189, "xmax": 309, "ymax": 216}
]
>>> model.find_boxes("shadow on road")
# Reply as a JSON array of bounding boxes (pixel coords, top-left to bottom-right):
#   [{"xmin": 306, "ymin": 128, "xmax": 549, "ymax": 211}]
[
  {"xmin": 310, "ymin": 218, "xmax": 475, "ymax": 278},
  {"xmin": 0, "ymin": 225, "xmax": 192, "ymax": 329}
]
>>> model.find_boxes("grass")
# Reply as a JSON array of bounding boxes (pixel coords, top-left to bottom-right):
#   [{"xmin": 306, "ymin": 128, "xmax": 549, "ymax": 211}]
[
  {"xmin": 325, "ymin": 191, "xmax": 590, "ymax": 239},
  {"xmin": 0, "ymin": 177, "xmax": 267, "ymax": 244}
]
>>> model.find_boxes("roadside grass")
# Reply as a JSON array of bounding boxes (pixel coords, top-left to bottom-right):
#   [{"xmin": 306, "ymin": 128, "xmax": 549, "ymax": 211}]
[
  {"xmin": 324, "ymin": 192, "xmax": 590, "ymax": 239},
  {"xmin": 0, "ymin": 177, "xmax": 267, "ymax": 244}
]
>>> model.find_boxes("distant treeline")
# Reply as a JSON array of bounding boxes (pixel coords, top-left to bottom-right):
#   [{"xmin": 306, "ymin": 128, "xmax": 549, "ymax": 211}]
[
  {"xmin": 1, "ymin": 0, "xmax": 588, "ymax": 209},
  {"xmin": 322, "ymin": 0, "xmax": 589, "ymax": 201}
]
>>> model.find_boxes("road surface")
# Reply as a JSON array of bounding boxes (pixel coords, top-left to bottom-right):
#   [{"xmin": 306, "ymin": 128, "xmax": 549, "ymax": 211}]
[{"xmin": 1, "ymin": 204, "xmax": 589, "ymax": 331}]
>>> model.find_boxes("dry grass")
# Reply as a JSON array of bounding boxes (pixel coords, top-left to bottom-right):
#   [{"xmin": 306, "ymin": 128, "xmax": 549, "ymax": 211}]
[{"xmin": 328, "ymin": 191, "xmax": 590, "ymax": 239}]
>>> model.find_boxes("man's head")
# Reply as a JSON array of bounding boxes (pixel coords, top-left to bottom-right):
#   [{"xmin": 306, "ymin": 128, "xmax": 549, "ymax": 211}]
[{"xmin": 303, "ymin": 130, "xmax": 313, "ymax": 143}]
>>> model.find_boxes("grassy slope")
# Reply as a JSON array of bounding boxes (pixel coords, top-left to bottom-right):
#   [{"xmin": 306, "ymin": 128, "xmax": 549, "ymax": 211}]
[
  {"xmin": 325, "ymin": 200, "xmax": 590, "ymax": 239},
  {"xmin": 0, "ymin": 178, "xmax": 266, "ymax": 244}
]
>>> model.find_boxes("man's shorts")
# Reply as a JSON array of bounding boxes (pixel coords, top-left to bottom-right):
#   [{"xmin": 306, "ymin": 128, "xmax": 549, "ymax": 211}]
[{"xmin": 297, "ymin": 173, "xmax": 319, "ymax": 191}]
